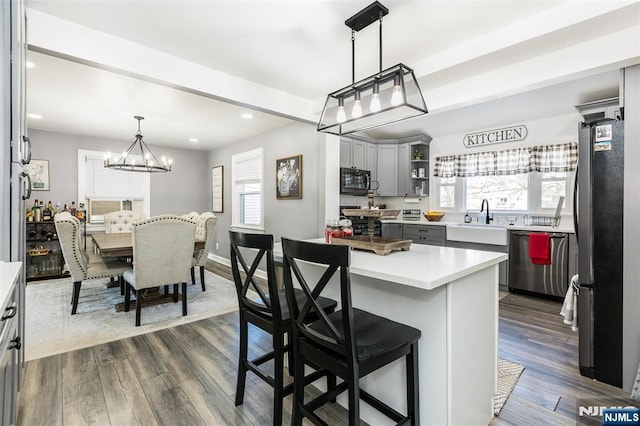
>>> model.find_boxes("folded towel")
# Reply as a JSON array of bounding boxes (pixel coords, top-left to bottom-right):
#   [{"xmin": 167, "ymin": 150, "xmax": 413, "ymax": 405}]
[
  {"xmin": 560, "ymin": 274, "xmax": 579, "ymax": 331},
  {"xmin": 529, "ymin": 233, "xmax": 551, "ymax": 265}
]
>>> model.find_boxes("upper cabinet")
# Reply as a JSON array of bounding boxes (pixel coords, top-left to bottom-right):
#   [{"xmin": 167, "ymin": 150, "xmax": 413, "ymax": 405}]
[
  {"xmin": 340, "ymin": 134, "xmax": 431, "ymax": 197},
  {"xmin": 375, "ymin": 144, "xmax": 398, "ymax": 196},
  {"xmin": 340, "ymin": 138, "xmax": 369, "ymax": 170}
]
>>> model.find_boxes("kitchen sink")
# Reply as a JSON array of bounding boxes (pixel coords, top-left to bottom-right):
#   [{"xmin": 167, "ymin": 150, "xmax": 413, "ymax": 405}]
[{"xmin": 446, "ymin": 223, "xmax": 508, "ymax": 245}]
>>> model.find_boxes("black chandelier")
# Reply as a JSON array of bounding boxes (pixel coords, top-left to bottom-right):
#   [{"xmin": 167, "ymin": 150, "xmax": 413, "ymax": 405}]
[
  {"xmin": 317, "ymin": 1, "xmax": 428, "ymax": 135},
  {"xmin": 104, "ymin": 116, "xmax": 172, "ymax": 173}
]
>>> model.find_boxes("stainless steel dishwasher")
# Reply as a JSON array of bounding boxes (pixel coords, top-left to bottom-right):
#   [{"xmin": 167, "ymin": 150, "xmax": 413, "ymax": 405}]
[{"xmin": 508, "ymin": 231, "xmax": 569, "ymax": 297}]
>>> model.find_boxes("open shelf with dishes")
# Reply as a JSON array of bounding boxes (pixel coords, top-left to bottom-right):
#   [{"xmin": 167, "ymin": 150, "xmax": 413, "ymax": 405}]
[{"xmin": 409, "ymin": 140, "xmax": 429, "ymax": 196}]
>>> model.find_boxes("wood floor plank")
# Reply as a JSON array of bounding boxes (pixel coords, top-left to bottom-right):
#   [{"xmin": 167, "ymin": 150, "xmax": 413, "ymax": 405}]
[
  {"xmin": 139, "ymin": 373, "xmax": 207, "ymax": 426},
  {"xmin": 61, "ymin": 348, "xmax": 110, "ymax": 425},
  {"xmin": 17, "ymin": 356, "xmax": 63, "ymax": 426},
  {"xmin": 119, "ymin": 333, "xmax": 170, "ymax": 382},
  {"xmin": 97, "ymin": 358, "xmax": 157, "ymax": 425}
]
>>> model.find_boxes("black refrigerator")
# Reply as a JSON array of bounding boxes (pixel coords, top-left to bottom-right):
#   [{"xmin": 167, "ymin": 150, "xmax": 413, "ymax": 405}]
[{"xmin": 576, "ymin": 118, "xmax": 624, "ymax": 387}]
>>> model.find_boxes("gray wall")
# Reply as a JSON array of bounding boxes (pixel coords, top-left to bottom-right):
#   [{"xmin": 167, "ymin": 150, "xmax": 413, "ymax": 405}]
[
  {"xmin": 623, "ymin": 64, "xmax": 640, "ymax": 392},
  {"xmin": 27, "ymin": 128, "xmax": 209, "ymax": 215},
  {"xmin": 207, "ymin": 121, "xmax": 321, "ymax": 260}
]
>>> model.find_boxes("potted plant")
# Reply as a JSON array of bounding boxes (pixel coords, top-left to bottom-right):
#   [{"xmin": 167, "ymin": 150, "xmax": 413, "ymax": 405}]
[{"xmin": 414, "ymin": 149, "xmax": 424, "ymax": 160}]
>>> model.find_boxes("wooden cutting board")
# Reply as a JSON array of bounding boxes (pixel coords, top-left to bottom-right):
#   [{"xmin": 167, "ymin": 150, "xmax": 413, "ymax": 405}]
[{"xmin": 331, "ymin": 235, "xmax": 411, "ymax": 256}]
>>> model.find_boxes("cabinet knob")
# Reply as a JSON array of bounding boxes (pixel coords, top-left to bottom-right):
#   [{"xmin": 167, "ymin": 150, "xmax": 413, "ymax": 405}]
[
  {"xmin": 1, "ymin": 305, "xmax": 17, "ymax": 321},
  {"xmin": 9, "ymin": 336, "xmax": 21, "ymax": 350}
]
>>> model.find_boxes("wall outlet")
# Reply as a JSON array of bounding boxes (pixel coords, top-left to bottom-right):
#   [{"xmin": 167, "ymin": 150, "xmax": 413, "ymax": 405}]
[{"xmin": 216, "ymin": 243, "xmax": 219, "ymax": 250}]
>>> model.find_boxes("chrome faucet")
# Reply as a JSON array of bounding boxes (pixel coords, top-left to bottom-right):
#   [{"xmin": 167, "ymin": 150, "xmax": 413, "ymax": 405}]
[{"xmin": 480, "ymin": 199, "xmax": 493, "ymax": 224}]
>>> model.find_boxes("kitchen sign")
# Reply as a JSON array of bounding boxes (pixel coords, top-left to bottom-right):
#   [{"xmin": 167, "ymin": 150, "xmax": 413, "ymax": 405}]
[{"xmin": 463, "ymin": 125, "xmax": 528, "ymax": 148}]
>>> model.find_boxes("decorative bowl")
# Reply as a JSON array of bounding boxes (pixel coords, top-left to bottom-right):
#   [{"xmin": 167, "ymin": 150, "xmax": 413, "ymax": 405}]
[{"xmin": 424, "ymin": 211, "xmax": 445, "ymax": 221}]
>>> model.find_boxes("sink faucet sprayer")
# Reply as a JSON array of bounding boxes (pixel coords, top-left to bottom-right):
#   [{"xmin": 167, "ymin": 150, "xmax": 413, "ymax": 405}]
[{"xmin": 480, "ymin": 199, "xmax": 493, "ymax": 224}]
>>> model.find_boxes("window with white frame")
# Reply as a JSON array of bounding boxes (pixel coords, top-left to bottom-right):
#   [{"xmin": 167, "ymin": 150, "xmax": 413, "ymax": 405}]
[
  {"xmin": 78, "ymin": 150, "xmax": 150, "ymax": 224},
  {"xmin": 231, "ymin": 148, "xmax": 263, "ymax": 229},
  {"xmin": 434, "ymin": 143, "xmax": 576, "ymax": 213}
]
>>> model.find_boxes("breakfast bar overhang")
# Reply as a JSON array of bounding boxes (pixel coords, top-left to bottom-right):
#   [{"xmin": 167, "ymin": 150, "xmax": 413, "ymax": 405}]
[{"xmin": 275, "ymin": 240, "xmax": 508, "ymax": 425}]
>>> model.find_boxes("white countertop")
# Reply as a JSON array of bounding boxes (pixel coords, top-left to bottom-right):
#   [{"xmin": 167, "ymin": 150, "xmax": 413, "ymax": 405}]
[
  {"xmin": 0, "ymin": 262, "xmax": 22, "ymax": 309},
  {"xmin": 274, "ymin": 239, "xmax": 506, "ymax": 291},
  {"xmin": 381, "ymin": 218, "xmax": 575, "ymax": 233}
]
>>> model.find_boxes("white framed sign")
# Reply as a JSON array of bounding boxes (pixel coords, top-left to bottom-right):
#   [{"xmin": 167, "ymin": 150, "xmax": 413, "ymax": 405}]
[{"xmin": 211, "ymin": 165, "xmax": 223, "ymax": 213}]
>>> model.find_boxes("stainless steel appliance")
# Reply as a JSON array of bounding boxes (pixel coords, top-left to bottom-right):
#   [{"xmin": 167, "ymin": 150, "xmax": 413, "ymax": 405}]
[
  {"xmin": 340, "ymin": 168, "xmax": 370, "ymax": 195},
  {"xmin": 339, "ymin": 205, "xmax": 381, "ymax": 236},
  {"xmin": 575, "ymin": 118, "xmax": 624, "ymax": 387},
  {"xmin": 508, "ymin": 231, "xmax": 569, "ymax": 297}
]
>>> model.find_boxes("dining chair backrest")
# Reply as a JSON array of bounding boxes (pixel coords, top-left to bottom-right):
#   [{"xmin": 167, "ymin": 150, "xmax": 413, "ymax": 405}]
[
  {"xmin": 54, "ymin": 212, "xmax": 89, "ymax": 282},
  {"xmin": 104, "ymin": 210, "xmax": 145, "ymax": 234},
  {"xmin": 194, "ymin": 212, "xmax": 217, "ymax": 266},
  {"xmin": 229, "ymin": 231, "xmax": 281, "ymax": 319},
  {"xmin": 130, "ymin": 215, "xmax": 196, "ymax": 289},
  {"xmin": 181, "ymin": 211, "xmax": 200, "ymax": 223},
  {"xmin": 281, "ymin": 238, "xmax": 355, "ymax": 357}
]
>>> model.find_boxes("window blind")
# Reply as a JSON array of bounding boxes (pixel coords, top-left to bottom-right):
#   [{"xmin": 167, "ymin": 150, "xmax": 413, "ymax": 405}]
[{"xmin": 85, "ymin": 154, "xmax": 145, "ymax": 199}]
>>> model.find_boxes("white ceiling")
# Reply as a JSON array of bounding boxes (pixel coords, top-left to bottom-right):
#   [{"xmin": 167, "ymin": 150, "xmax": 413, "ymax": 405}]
[{"xmin": 24, "ymin": 0, "xmax": 637, "ymax": 150}]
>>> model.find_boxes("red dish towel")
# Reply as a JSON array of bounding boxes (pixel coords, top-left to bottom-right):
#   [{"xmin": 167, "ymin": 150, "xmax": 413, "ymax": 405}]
[{"xmin": 529, "ymin": 233, "xmax": 551, "ymax": 265}]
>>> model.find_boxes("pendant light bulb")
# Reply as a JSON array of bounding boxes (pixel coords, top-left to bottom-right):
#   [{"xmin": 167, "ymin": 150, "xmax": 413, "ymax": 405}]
[
  {"xmin": 336, "ymin": 97, "xmax": 347, "ymax": 123},
  {"xmin": 390, "ymin": 74, "xmax": 403, "ymax": 106},
  {"xmin": 352, "ymin": 91, "xmax": 363, "ymax": 118},
  {"xmin": 370, "ymin": 82, "xmax": 381, "ymax": 113}
]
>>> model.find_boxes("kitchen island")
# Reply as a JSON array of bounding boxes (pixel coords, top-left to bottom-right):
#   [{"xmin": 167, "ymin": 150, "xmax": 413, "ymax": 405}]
[{"xmin": 274, "ymin": 239, "xmax": 507, "ymax": 425}]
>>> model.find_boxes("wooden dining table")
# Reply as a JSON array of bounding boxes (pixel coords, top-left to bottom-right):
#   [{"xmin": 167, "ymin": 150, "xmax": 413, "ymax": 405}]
[
  {"xmin": 91, "ymin": 232, "xmax": 205, "ymax": 258},
  {"xmin": 91, "ymin": 232, "xmax": 206, "ymax": 311}
]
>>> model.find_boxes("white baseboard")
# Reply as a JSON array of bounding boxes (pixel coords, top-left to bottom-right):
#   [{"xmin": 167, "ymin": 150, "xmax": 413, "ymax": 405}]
[{"xmin": 208, "ymin": 253, "xmax": 268, "ymax": 281}]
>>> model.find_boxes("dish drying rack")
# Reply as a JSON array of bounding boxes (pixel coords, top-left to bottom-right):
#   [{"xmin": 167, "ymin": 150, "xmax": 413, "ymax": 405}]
[
  {"xmin": 402, "ymin": 209, "xmax": 421, "ymax": 221},
  {"xmin": 523, "ymin": 215, "xmax": 560, "ymax": 227}
]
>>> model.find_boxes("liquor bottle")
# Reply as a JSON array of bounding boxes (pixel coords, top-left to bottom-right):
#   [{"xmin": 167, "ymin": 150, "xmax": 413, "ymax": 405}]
[
  {"xmin": 33, "ymin": 200, "xmax": 41, "ymax": 222},
  {"xmin": 70, "ymin": 201, "xmax": 77, "ymax": 217},
  {"xmin": 77, "ymin": 203, "xmax": 85, "ymax": 220},
  {"xmin": 42, "ymin": 201, "xmax": 52, "ymax": 221}
]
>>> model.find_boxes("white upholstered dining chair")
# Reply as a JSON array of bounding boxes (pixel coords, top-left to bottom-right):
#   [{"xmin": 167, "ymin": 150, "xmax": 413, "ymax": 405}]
[
  {"xmin": 54, "ymin": 212, "xmax": 130, "ymax": 315},
  {"xmin": 191, "ymin": 212, "xmax": 217, "ymax": 291},
  {"xmin": 104, "ymin": 210, "xmax": 145, "ymax": 234},
  {"xmin": 122, "ymin": 215, "xmax": 197, "ymax": 326}
]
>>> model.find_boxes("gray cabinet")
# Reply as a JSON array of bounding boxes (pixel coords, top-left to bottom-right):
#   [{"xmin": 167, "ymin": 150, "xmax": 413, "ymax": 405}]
[
  {"xmin": 376, "ymin": 144, "xmax": 398, "ymax": 196},
  {"xmin": 403, "ymin": 224, "xmax": 446, "ymax": 246},
  {"xmin": 340, "ymin": 138, "xmax": 370, "ymax": 170},
  {"xmin": 0, "ymin": 267, "xmax": 21, "ymax": 426},
  {"xmin": 382, "ymin": 223, "xmax": 403, "ymax": 239},
  {"xmin": 367, "ymin": 142, "xmax": 377, "ymax": 184},
  {"xmin": 398, "ymin": 142, "xmax": 411, "ymax": 196}
]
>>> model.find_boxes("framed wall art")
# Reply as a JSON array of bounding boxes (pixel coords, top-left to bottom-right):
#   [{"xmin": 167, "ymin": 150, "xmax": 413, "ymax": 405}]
[
  {"xmin": 276, "ymin": 154, "xmax": 302, "ymax": 200},
  {"xmin": 24, "ymin": 159, "xmax": 50, "ymax": 191},
  {"xmin": 211, "ymin": 165, "xmax": 224, "ymax": 212}
]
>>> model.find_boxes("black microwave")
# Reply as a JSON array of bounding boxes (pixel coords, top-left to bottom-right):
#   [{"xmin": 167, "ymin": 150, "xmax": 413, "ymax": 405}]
[{"xmin": 340, "ymin": 167, "xmax": 370, "ymax": 195}]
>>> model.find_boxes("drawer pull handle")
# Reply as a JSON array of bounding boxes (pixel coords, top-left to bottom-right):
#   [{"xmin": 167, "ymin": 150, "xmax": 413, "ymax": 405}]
[
  {"xmin": 1, "ymin": 306, "xmax": 17, "ymax": 321},
  {"xmin": 9, "ymin": 336, "xmax": 21, "ymax": 350}
]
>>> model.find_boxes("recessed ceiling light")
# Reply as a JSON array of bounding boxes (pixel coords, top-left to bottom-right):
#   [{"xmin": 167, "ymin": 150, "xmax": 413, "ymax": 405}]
[
  {"xmin": 241, "ymin": 113, "xmax": 254, "ymax": 119},
  {"xmin": 189, "ymin": 138, "xmax": 198, "ymax": 143},
  {"xmin": 27, "ymin": 113, "xmax": 42, "ymax": 119},
  {"xmin": 26, "ymin": 61, "xmax": 35, "ymax": 68}
]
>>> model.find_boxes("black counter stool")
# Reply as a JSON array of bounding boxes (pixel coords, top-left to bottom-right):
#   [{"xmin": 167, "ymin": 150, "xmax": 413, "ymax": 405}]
[
  {"xmin": 281, "ymin": 238, "xmax": 421, "ymax": 425},
  {"xmin": 229, "ymin": 231, "xmax": 337, "ymax": 426}
]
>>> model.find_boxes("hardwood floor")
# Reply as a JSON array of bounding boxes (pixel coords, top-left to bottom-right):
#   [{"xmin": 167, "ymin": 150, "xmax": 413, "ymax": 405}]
[
  {"xmin": 18, "ymin": 268, "xmax": 633, "ymax": 425},
  {"xmin": 492, "ymin": 292, "xmax": 631, "ymax": 426}
]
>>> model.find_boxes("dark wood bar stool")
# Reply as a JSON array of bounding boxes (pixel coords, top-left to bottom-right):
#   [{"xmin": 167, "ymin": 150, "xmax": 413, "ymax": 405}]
[
  {"xmin": 281, "ymin": 238, "xmax": 422, "ymax": 425},
  {"xmin": 229, "ymin": 231, "xmax": 337, "ymax": 426}
]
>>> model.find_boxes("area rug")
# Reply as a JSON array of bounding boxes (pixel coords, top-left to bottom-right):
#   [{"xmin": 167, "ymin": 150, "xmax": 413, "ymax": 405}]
[
  {"xmin": 25, "ymin": 270, "xmax": 242, "ymax": 361},
  {"xmin": 493, "ymin": 358, "xmax": 525, "ymax": 415}
]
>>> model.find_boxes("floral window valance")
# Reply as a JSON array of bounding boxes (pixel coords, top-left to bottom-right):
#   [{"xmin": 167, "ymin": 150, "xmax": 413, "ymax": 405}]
[{"xmin": 433, "ymin": 142, "xmax": 577, "ymax": 178}]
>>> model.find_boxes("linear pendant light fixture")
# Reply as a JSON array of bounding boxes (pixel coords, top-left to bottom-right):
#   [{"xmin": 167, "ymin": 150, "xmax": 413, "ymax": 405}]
[
  {"xmin": 318, "ymin": 1, "xmax": 428, "ymax": 135},
  {"xmin": 104, "ymin": 116, "xmax": 172, "ymax": 173}
]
